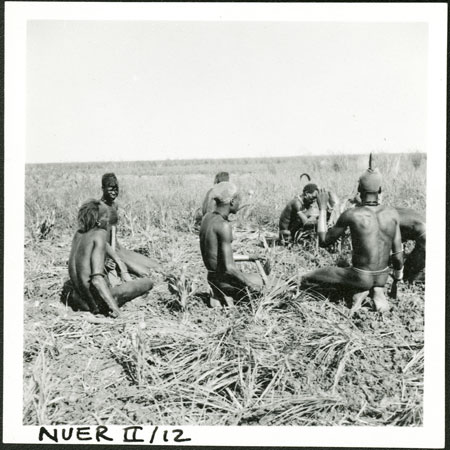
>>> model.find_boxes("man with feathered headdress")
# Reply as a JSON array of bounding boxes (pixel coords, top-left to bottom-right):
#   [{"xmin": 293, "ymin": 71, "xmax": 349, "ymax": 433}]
[{"xmin": 300, "ymin": 154, "xmax": 404, "ymax": 313}]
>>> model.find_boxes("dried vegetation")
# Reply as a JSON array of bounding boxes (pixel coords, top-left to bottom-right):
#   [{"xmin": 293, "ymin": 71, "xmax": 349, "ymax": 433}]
[{"xmin": 24, "ymin": 153, "xmax": 425, "ymax": 426}]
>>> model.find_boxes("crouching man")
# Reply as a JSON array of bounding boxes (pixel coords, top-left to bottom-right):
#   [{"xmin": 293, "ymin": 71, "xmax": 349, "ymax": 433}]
[
  {"xmin": 300, "ymin": 155, "xmax": 404, "ymax": 313},
  {"xmin": 199, "ymin": 182, "xmax": 270, "ymax": 307},
  {"xmin": 279, "ymin": 181, "xmax": 340, "ymax": 243},
  {"xmin": 67, "ymin": 199, "xmax": 153, "ymax": 317}
]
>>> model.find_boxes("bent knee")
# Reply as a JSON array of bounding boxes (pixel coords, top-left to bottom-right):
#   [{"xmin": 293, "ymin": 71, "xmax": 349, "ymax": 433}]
[
  {"xmin": 246, "ymin": 273, "xmax": 263, "ymax": 287},
  {"xmin": 142, "ymin": 279, "xmax": 154, "ymax": 291}
]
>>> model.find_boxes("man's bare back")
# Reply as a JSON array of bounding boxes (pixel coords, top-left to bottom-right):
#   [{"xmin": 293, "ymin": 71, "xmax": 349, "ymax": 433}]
[
  {"xmin": 199, "ymin": 183, "xmax": 267, "ymax": 306},
  {"xmin": 346, "ymin": 201, "xmax": 425, "ymax": 284},
  {"xmin": 199, "ymin": 212, "xmax": 223, "ymax": 272},
  {"xmin": 67, "ymin": 200, "xmax": 153, "ymax": 317},
  {"xmin": 338, "ymin": 205, "xmax": 399, "ymax": 271},
  {"xmin": 68, "ymin": 228, "xmax": 108, "ymax": 314}
]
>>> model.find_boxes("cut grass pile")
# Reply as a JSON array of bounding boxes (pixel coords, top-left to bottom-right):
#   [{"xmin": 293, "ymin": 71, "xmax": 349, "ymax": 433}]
[{"xmin": 23, "ymin": 153, "xmax": 425, "ymax": 426}]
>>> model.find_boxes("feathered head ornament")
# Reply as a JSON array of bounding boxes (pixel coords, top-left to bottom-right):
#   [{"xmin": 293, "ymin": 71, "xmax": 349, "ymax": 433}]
[{"xmin": 358, "ymin": 153, "xmax": 382, "ymax": 193}]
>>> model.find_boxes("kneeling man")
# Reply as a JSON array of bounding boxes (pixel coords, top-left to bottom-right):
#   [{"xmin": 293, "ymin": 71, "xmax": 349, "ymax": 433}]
[
  {"xmin": 67, "ymin": 199, "xmax": 153, "ymax": 317},
  {"xmin": 349, "ymin": 197, "xmax": 425, "ymax": 284},
  {"xmin": 301, "ymin": 156, "xmax": 404, "ymax": 312},
  {"xmin": 200, "ymin": 182, "xmax": 269, "ymax": 307}
]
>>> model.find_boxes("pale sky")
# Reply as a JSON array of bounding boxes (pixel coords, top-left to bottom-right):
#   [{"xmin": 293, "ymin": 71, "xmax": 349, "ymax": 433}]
[{"xmin": 26, "ymin": 21, "xmax": 428, "ymax": 163}]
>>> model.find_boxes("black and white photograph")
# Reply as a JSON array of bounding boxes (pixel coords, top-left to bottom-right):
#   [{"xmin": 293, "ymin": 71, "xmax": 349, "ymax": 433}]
[{"xmin": 4, "ymin": 2, "xmax": 446, "ymax": 447}]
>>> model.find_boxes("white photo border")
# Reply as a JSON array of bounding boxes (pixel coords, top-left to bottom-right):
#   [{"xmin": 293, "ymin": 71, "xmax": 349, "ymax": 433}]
[{"xmin": 4, "ymin": 2, "xmax": 447, "ymax": 447}]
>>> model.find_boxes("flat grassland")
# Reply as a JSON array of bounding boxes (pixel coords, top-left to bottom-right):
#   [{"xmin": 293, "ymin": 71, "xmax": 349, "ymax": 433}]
[{"xmin": 24, "ymin": 153, "xmax": 425, "ymax": 426}]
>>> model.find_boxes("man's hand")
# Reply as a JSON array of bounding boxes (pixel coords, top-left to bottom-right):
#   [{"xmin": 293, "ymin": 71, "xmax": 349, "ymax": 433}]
[
  {"xmin": 248, "ymin": 282, "xmax": 263, "ymax": 294},
  {"xmin": 117, "ymin": 262, "xmax": 133, "ymax": 282},
  {"xmin": 120, "ymin": 271, "xmax": 133, "ymax": 282},
  {"xmin": 105, "ymin": 257, "xmax": 116, "ymax": 271},
  {"xmin": 392, "ymin": 267, "xmax": 404, "ymax": 282},
  {"xmin": 316, "ymin": 188, "xmax": 329, "ymax": 211}
]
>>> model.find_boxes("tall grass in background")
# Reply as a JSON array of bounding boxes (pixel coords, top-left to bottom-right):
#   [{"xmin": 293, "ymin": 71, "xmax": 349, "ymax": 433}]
[{"xmin": 26, "ymin": 152, "xmax": 426, "ymax": 240}]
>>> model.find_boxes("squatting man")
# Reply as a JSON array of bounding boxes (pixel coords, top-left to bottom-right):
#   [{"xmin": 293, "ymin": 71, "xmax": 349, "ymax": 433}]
[{"xmin": 67, "ymin": 199, "xmax": 154, "ymax": 317}]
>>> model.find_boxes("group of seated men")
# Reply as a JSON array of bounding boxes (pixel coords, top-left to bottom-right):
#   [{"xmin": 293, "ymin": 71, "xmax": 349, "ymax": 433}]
[
  {"xmin": 66, "ymin": 156, "xmax": 425, "ymax": 318},
  {"xmin": 199, "ymin": 155, "xmax": 425, "ymax": 312}
]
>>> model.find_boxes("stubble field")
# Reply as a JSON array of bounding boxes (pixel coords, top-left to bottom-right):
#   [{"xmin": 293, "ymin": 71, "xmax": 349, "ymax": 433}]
[{"xmin": 24, "ymin": 153, "xmax": 425, "ymax": 426}]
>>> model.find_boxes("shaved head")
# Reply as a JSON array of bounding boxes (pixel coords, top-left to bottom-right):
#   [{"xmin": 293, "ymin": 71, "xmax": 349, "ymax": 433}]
[
  {"xmin": 214, "ymin": 172, "xmax": 230, "ymax": 184},
  {"xmin": 212, "ymin": 182, "xmax": 239, "ymax": 205}
]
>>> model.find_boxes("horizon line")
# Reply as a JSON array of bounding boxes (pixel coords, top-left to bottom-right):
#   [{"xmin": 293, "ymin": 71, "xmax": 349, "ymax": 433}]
[{"xmin": 26, "ymin": 150, "xmax": 426, "ymax": 166}]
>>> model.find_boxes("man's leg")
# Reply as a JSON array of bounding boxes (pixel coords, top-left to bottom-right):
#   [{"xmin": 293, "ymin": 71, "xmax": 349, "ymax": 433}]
[
  {"xmin": 67, "ymin": 289, "xmax": 91, "ymax": 312},
  {"xmin": 208, "ymin": 272, "xmax": 264, "ymax": 307},
  {"xmin": 349, "ymin": 290, "xmax": 370, "ymax": 316},
  {"xmin": 117, "ymin": 248, "xmax": 158, "ymax": 277},
  {"xmin": 372, "ymin": 287, "xmax": 390, "ymax": 312},
  {"xmin": 110, "ymin": 278, "xmax": 154, "ymax": 307},
  {"xmin": 301, "ymin": 266, "xmax": 372, "ymax": 290},
  {"xmin": 279, "ymin": 229, "xmax": 292, "ymax": 244},
  {"xmin": 302, "ymin": 267, "xmax": 392, "ymax": 312},
  {"xmin": 245, "ymin": 273, "xmax": 264, "ymax": 288}
]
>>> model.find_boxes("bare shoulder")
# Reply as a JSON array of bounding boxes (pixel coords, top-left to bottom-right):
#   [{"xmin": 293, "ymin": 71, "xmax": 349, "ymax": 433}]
[
  {"xmin": 92, "ymin": 228, "xmax": 107, "ymax": 243},
  {"xmin": 291, "ymin": 197, "xmax": 303, "ymax": 210},
  {"xmin": 379, "ymin": 205, "xmax": 400, "ymax": 220},
  {"xmin": 215, "ymin": 218, "xmax": 232, "ymax": 240}
]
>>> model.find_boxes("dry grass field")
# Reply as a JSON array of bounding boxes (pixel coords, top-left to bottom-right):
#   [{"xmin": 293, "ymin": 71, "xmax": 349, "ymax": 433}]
[{"xmin": 24, "ymin": 153, "xmax": 426, "ymax": 426}]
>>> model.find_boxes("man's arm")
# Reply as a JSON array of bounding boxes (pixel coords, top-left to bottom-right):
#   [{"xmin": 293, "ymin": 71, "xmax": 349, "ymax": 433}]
[
  {"xmin": 327, "ymin": 191, "xmax": 340, "ymax": 226},
  {"xmin": 105, "ymin": 243, "xmax": 132, "ymax": 281},
  {"xmin": 317, "ymin": 189, "xmax": 347, "ymax": 247},
  {"xmin": 218, "ymin": 222, "xmax": 262, "ymax": 291},
  {"xmin": 293, "ymin": 198, "xmax": 316, "ymax": 226},
  {"xmin": 90, "ymin": 231, "xmax": 121, "ymax": 317}
]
